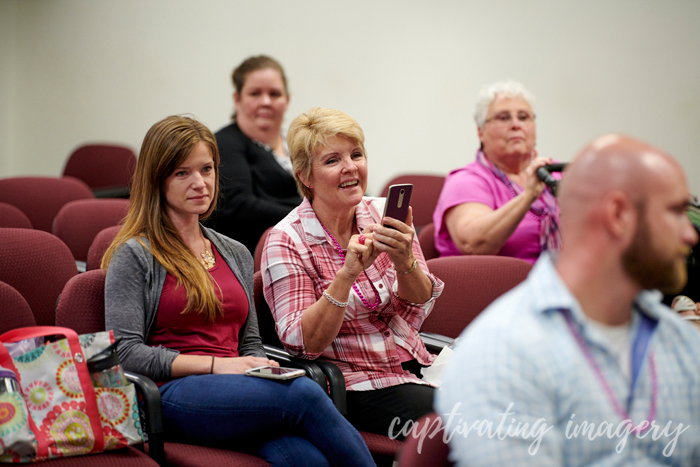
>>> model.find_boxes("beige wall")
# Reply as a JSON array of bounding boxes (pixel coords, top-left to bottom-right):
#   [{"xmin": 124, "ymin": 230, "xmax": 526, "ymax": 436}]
[{"xmin": 3, "ymin": 0, "xmax": 699, "ymax": 196}]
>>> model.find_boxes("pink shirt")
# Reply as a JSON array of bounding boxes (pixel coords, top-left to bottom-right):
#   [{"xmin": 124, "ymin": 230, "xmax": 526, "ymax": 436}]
[
  {"xmin": 433, "ymin": 160, "xmax": 559, "ymax": 264},
  {"xmin": 262, "ymin": 197, "xmax": 444, "ymax": 391}
]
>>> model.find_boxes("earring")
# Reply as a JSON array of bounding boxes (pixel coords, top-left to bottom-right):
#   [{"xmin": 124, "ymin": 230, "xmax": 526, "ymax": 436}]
[{"xmin": 307, "ymin": 185, "xmax": 312, "ymax": 188}]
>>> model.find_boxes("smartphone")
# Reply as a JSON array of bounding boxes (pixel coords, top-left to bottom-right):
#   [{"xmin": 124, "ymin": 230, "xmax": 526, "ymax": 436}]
[
  {"xmin": 244, "ymin": 366, "xmax": 306, "ymax": 380},
  {"xmin": 382, "ymin": 184, "xmax": 413, "ymax": 228}
]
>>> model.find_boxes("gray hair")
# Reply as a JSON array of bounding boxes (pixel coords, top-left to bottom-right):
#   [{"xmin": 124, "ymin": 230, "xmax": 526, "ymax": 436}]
[{"xmin": 473, "ymin": 80, "xmax": 535, "ymax": 128}]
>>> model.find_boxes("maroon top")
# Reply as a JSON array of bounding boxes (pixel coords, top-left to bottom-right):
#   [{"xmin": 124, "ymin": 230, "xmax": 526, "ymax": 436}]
[{"xmin": 149, "ymin": 243, "xmax": 249, "ymax": 358}]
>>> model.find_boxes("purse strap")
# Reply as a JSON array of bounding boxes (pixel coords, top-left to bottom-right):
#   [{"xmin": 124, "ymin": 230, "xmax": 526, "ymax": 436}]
[{"xmin": 0, "ymin": 326, "xmax": 105, "ymax": 457}]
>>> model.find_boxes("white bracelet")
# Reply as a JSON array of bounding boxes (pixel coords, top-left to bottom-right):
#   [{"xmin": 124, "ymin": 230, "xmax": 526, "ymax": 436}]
[{"xmin": 323, "ymin": 290, "xmax": 349, "ymax": 308}]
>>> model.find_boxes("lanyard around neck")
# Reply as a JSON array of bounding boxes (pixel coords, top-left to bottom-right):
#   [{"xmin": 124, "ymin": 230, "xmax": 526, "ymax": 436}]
[{"xmin": 562, "ymin": 308, "xmax": 658, "ymax": 433}]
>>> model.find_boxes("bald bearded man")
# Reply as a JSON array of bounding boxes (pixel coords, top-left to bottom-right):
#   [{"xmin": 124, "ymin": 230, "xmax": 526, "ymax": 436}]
[{"xmin": 435, "ymin": 134, "xmax": 700, "ymax": 466}]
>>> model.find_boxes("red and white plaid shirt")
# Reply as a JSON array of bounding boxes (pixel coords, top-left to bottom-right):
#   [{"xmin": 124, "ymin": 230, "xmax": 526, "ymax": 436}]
[{"xmin": 262, "ymin": 197, "xmax": 444, "ymax": 391}]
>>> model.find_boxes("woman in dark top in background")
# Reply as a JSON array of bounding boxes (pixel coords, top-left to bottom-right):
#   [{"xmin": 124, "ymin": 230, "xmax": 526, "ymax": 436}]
[{"xmin": 205, "ymin": 56, "xmax": 302, "ymax": 253}]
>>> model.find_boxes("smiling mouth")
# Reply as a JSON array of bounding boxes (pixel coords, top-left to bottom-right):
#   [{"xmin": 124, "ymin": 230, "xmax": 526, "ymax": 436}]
[{"xmin": 339, "ymin": 180, "xmax": 359, "ymax": 188}]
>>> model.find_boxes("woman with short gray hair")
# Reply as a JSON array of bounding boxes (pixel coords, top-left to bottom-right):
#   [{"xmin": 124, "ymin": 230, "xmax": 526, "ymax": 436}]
[{"xmin": 433, "ymin": 79, "xmax": 561, "ymax": 264}]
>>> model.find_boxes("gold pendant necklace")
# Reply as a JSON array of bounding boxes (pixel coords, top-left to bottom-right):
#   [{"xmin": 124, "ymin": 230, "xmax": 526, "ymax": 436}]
[{"xmin": 199, "ymin": 231, "xmax": 215, "ymax": 269}]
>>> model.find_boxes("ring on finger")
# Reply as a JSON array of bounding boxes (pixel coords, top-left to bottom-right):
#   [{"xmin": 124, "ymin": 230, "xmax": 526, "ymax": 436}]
[{"xmin": 358, "ymin": 234, "xmax": 366, "ymax": 245}]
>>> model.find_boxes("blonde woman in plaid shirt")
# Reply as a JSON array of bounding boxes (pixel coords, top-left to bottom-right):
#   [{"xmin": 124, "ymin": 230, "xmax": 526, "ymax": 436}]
[{"xmin": 262, "ymin": 108, "xmax": 444, "ymax": 438}]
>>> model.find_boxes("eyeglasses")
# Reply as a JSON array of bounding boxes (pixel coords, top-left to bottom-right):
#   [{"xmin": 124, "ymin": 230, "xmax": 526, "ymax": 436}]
[{"xmin": 484, "ymin": 111, "xmax": 536, "ymax": 125}]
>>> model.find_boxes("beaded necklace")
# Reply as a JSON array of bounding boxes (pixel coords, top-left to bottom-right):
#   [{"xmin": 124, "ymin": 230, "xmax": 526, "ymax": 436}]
[
  {"xmin": 319, "ymin": 221, "xmax": 380, "ymax": 310},
  {"xmin": 562, "ymin": 311, "xmax": 656, "ymax": 434}
]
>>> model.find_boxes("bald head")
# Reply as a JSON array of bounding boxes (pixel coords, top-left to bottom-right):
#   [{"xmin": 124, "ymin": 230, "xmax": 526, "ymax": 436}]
[{"xmin": 558, "ymin": 133, "xmax": 684, "ymax": 237}]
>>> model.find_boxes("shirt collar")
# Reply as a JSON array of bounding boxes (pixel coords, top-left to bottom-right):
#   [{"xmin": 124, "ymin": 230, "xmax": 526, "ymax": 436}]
[
  {"xmin": 529, "ymin": 253, "xmax": 585, "ymax": 320},
  {"xmin": 297, "ymin": 197, "xmax": 376, "ymax": 246},
  {"xmin": 530, "ymin": 253, "xmax": 661, "ymax": 326}
]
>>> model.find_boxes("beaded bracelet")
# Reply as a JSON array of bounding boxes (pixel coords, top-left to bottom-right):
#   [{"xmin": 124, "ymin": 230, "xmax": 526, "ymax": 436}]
[
  {"xmin": 323, "ymin": 290, "xmax": 349, "ymax": 308},
  {"xmin": 393, "ymin": 259, "xmax": 418, "ymax": 275}
]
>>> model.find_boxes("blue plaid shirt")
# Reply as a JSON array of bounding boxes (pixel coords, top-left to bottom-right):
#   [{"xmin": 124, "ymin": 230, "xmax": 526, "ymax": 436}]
[{"xmin": 436, "ymin": 254, "xmax": 700, "ymax": 466}]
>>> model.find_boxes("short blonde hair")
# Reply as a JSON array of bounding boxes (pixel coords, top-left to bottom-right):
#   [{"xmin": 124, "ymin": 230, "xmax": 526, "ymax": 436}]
[{"xmin": 287, "ymin": 107, "xmax": 365, "ymax": 200}]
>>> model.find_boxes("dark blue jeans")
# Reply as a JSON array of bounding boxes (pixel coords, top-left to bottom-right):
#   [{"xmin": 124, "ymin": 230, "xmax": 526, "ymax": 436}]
[{"xmin": 159, "ymin": 374, "xmax": 375, "ymax": 467}]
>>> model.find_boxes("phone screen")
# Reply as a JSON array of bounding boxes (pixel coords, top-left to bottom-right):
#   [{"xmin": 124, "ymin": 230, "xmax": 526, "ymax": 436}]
[
  {"xmin": 244, "ymin": 366, "xmax": 306, "ymax": 380},
  {"xmin": 248, "ymin": 367, "xmax": 302, "ymax": 376}
]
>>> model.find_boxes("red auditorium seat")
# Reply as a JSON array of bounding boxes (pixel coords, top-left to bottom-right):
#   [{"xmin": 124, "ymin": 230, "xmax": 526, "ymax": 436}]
[
  {"xmin": 0, "ymin": 202, "xmax": 33, "ymax": 229},
  {"xmin": 0, "ymin": 228, "xmax": 77, "ymax": 326},
  {"xmin": 53, "ymin": 198, "xmax": 129, "ymax": 264},
  {"xmin": 55, "ymin": 270, "xmax": 108, "ymax": 335},
  {"xmin": 0, "ymin": 280, "xmax": 37, "ymax": 333},
  {"xmin": 63, "ymin": 144, "xmax": 137, "ymax": 197},
  {"xmin": 422, "ymin": 255, "xmax": 532, "ymax": 338},
  {"xmin": 86, "ymin": 225, "xmax": 121, "ymax": 271},
  {"xmin": 254, "ymin": 226, "xmax": 273, "ymax": 272},
  {"xmin": 417, "ymin": 222, "xmax": 439, "ymax": 260},
  {"xmin": 152, "ymin": 443, "xmax": 270, "ymax": 467},
  {"xmin": 0, "ymin": 176, "xmax": 94, "ymax": 232},
  {"xmin": 396, "ymin": 412, "xmax": 453, "ymax": 467}
]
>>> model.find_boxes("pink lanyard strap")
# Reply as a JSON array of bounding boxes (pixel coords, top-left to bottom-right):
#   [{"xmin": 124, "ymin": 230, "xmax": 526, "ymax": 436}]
[{"xmin": 562, "ymin": 310, "xmax": 657, "ymax": 434}]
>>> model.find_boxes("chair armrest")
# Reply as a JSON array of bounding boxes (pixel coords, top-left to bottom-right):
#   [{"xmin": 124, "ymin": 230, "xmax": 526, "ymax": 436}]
[
  {"xmin": 419, "ymin": 332, "xmax": 455, "ymax": 354},
  {"xmin": 312, "ymin": 359, "xmax": 347, "ymax": 415},
  {"xmin": 263, "ymin": 345, "xmax": 350, "ymax": 415},
  {"xmin": 125, "ymin": 371, "xmax": 165, "ymax": 467},
  {"xmin": 263, "ymin": 345, "xmax": 327, "ymax": 389}
]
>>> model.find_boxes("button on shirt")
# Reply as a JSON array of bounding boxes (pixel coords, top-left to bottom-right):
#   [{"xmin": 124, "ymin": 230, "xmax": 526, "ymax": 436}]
[
  {"xmin": 437, "ymin": 254, "xmax": 700, "ymax": 467},
  {"xmin": 262, "ymin": 197, "xmax": 444, "ymax": 391}
]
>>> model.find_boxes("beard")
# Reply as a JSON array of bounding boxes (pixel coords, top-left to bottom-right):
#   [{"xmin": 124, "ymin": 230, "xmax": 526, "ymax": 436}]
[{"xmin": 622, "ymin": 212, "xmax": 688, "ymax": 294}]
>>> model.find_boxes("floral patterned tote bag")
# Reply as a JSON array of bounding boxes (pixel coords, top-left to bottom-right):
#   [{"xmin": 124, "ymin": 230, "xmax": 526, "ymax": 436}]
[{"xmin": 0, "ymin": 326, "xmax": 144, "ymax": 462}]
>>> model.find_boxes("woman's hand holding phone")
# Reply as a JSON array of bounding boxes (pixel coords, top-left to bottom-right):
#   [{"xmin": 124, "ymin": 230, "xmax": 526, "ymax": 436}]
[
  {"xmin": 340, "ymin": 182, "xmax": 416, "ymax": 279},
  {"xmin": 369, "ymin": 207, "xmax": 417, "ymax": 271}
]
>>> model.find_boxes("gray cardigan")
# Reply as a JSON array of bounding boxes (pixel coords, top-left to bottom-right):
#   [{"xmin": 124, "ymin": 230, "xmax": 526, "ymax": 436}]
[{"xmin": 104, "ymin": 226, "xmax": 266, "ymax": 381}]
